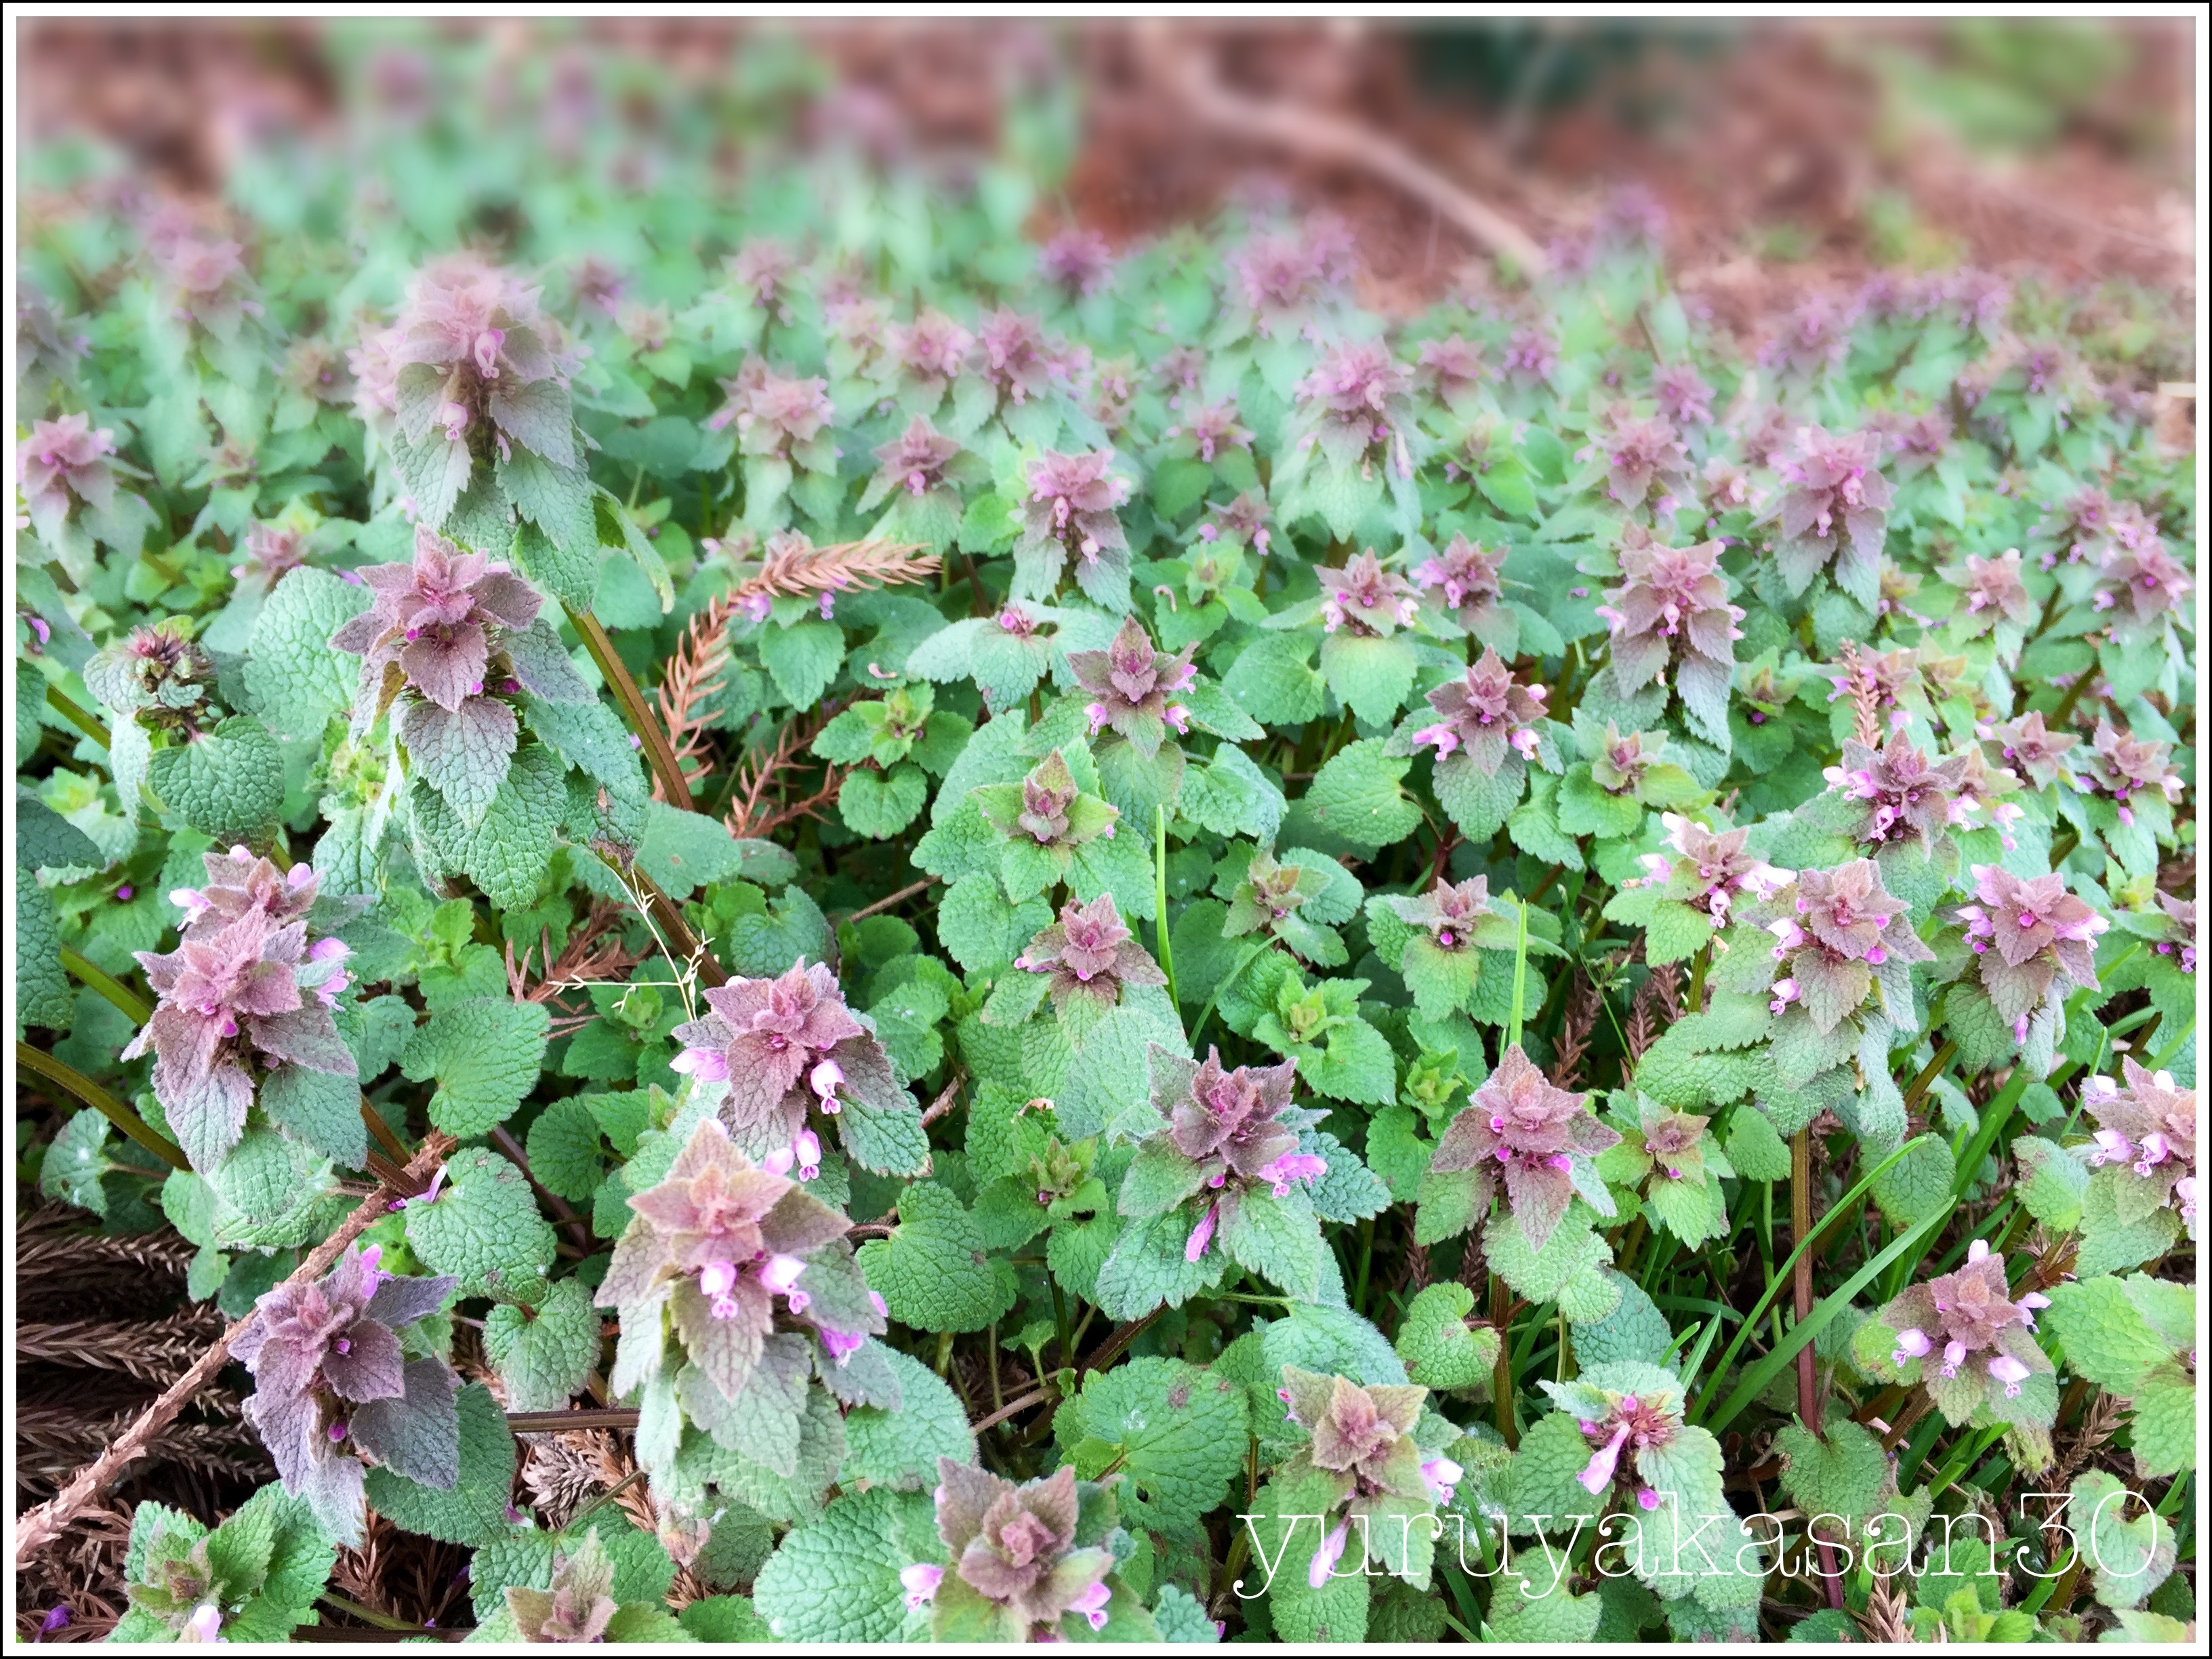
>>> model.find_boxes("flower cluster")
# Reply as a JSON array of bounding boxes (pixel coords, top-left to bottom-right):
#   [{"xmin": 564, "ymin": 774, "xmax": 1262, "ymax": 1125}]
[
  {"xmin": 329, "ymin": 525, "xmax": 544, "ymax": 714},
  {"xmin": 868, "ymin": 415, "xmax": 964, "ymax": 501},
  {"xmin": 1229, "ymin": 219, "xmax": 1353, "ymax": 333},
  {"xmin": 1635, "ymin": 815, "xmax": 1786, "ymax": 926},
  {"xmin": 1955, "ymin": 548, "xmax": 2035, "ymax": 633},
  {"xmin": 1137, "ymin": 1048, "xmax": 1327, "ymax": 1263},
  {"xmin": 1296, "ymin": 338, "xmax": 1414, "ymax": 480},
  {"xmin": 1562, "ymin": 1384, "xmax": 1685, "ymax": 1509},
  {"xmin": 84, "ymin": 617, "xmax": 216, "ymax": 731},
  {"xmin": 122, "ymin": 851, "xmax": 361, "ymax": 1171},
  {"xmin": 384, "ymin": 254, "xmax": 568, "ymax": 463},
  {"xmin": 1317, "ymin": 549, "xmax": 1417, "ymax": 636},
  {"xmin": 669, "ymin": 960, "xmax": 913, "ymax": 1176},
  {"xmin": 1766, "ymin": 424, "xmax": 1893, "ymax": 595},
  {"xmin": 907, "ymin": 1461, "xmax": 1115, "ymax": 1636},
  {"xmin": 1222, "ymin": 850, "xmax": 1341, "ymax": 964},
  {"xmin": 234, "ymin": 1244, "xmax": 459, "ymax": 1544},
  {"xmin": 2095, "ymin": 522, "xmax": 2192, "ymax": 637},
  {"xmin": 2080, "ymin": 1061, "xmax": 2198, "ymax": 1240},
  {"xmin": 1014, "ymin": 894, "xmax": 1166, "ymax": 1014},
  {"xmin": 1597, "ymin": 535, "xmax": 1743, "ymax": 705},
  {"xmin": 974, "ymin": 308, "xmax": 1062, "ymax": 407},
  {"xmin": 1591, "ymin": 411, "xmax": 1692, "ymax": 512},
  {"xmin": 505, "ymin": 1531, "xmax": 619, "ymax": 1643},
  {"xmin": 1378, "ymin": 875, "xmax": 1497, "ymax": 955},
  {"xmin": 1017, "ymin": 448, "xmax": 1133, "ymax": 603},
  {"xmin": 595, "ymin": 1118, "xmax": 880, "ymax": 1380},
  {"xmin": 1411, "ymin": 648, "xmax": 1547, "ymax": 776},
  {"xmin": 710, "ymin": 358, "xmax": 836, "ymax": 463},
  {"xmin": 1823, "ymin": 735, "xmax": 1971, "ymax": 853},
  {"xmin": 1872, "ymin": 1240, "xmax": 2052, "ymax": 1422},
  {"xmin": 1429, "ymin": 1045, "xmax": 1618, "ymax": 1249},
  {"xmin": 1986, "ymin": 710, "xmax": 2078, "ymax": 790},
  {"xmin": 1953, "ymin": 865, "xmax": 2106, "ymax": 1040},
  {"xmin": 1066, "ymin": 615, "xmax": 1196, "ymax": 754},
  {"xmin": 19, "ymin": 411, "xmax": 122, "ymax": 539},
  {"xmin": 1412, "ymin": 533, "xmax": 1509, "ymax": 637},
  {"xmin": 1277, "ymin": 1368, "xmax": 1446, "ymax": 1586},
  {"xmin": 2082, "ymin": 720, "xmax": 2184, "ymax": 822},
  {"xmin": 971, "ymin": 749, "xmax": 1119, "ymax": 869},
  {"xmin": 1763, "ymin": 859, "xmax": 1931, "ymax": 1033}
]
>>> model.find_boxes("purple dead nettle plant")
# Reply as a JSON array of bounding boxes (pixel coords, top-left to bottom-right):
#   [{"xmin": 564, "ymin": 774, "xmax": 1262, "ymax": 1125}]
[
  {"xmin": 2081, "ymin": 720, "xmax": 2184, "ymax": 827},
  {"xmin": 1583, "ymin": 409, "xmax": 1692, "ymax": 514},
  {"xmin": 1223, "ymin": 850, "xmax": 1344, "ymax": 966},
  {"xmin": 1202, "ymin": 488, "xmax": 1274, "ymax": 554},
  {"xmin": 1414, "ymin": 333, "xmax": 1486, "ymax": 406},
  {"xmin": 1276, "ymin": 1368, "xmax": 1444, "ymax": 1587},
  {"xmin": 390, "ymin": 254, "xmax": 569, "ymax": 465},
  {"xmin": 710, "ymin": 357, "xmax": 836, "ymax": 470},
  {"xmin": 669, "ymin": 958, "xmax": 916, "ymax": 1178},
  {"xmin": 1763, "ymin": 424, "xmax": 1893, "ymax": 600},
  {"xmin": 1501, "ymin": 322, "xmax": 1557, "ymax": 386},
  {"xmin": 905, "ymin": 1460, "xmax": 1114, "ymax": 1635},
  {"xmin": 1380, "ymin": 874, "xmax": 1504, "ymax": 958},
  {"xmin": 974, "ymin": 308, "xmax": 1063, "ymax": 409},
  {"xmin": 2080, "ymin": 1060, "xmax": 2198, "ymax": 1240},
  {"xmin": 1946, "ymin": 741, "xmax": 2029, "ymax": 852},
  {"xmin": 230, "ymin": 520, "xmax": 314, "ymax": 592},
  {"xmin": 19, "ymin": 411, "xmax": 127, "ymax": 541},
  {"xmin": 1869, "ymin": 1240, "xmax": 2054, "ymax": 1422},
  {"xmin": 1129, "ymin": 1048, "xmax": 1328, "ymax": 1263},
  {"xmin": 1015, "ymin": 893, "xmax": 1166, "ymax": 1014},
  {"xmin": 1410, "ymin": 647, "xmax": 1547, "ymax": 776},
  {"xmin": 1952, "ymin": 865, "xmax": 2106, "ymax": 1043},
  {"xmin": 2094, "ymin": 523, "xmax": 2192, "ymax": 640},
  {"xmin": 727, "ymin": 239, "xmax": 802, "ymax": 321},
  {"xmin": 1412, "ymin": 533, "xmax": 1510, "ymax": 641},
  {"xmin": 1823, "ymin": 734, "xmax": 1971, "ymax": 853},
  {"xmin": 1984, "ymin": 709, "xmax": 2078, "ymax": 791},
  {"xmin": 1038, "ymin": 226, "xmax": 1115, "ymax": 298},
  {"xmin": 1162, "ymin": 398, "xmax": 1254, "ymax": 464},
  {"xmin": 2146, "ymin": 890, "xmax": 2196, "ymax": 977},
  {"xmin": 1067, "ymin": 615, "xmax": 1196, "ymax": 754},
  {"xmin": 1318, "ymin": 549, "xmax": 1418, "ymax": 636},
  {"xmin": 971, "ymin": 749, "xmax": 1120, "ymax": 879},
  {"xmin": 146, "ymin": 220, "xmax": 262, "ymax": 341},
  {"xmin": 1016, "ymin": 448, "xmax": 1134, "ymax": 605},
  {"xmin": 506, "ymin": 1530, "xmax": 618, "ymax": 1643},
  {"xmin": 1597, "ymin": 535, "xmax": 1744, "ymax": 724},
  {"xmin": 865, "ymin": 414, "xmax": 964, "ymax": 501},
  {"xmin": 1544, "ymin": 1374, "xmax": 1694, "ymax": 1512},
  {"xmin": 1428, "ymin": 1045, "xmax": 1620, "ymax": 1249},
  {"xmin": 1651, "ymin": 360, "xmax": 1715, "ymax": 427},
  {"xmin": 329, "ymin": 525, "xmax": 550, "ymax": 794},
  {"xmin": 1294, "ymin": 337, "xmax": 1416, "ymax": 481},
  {"xmin": 1633, "ymin": 814, "xmax": 1788, "ymax": 926},
  {"xmin": 888, "ymin": 307, "xmax": 976, "ymax": 401},
  {"xmin": 596, "ymin": 1117, "xmax": 882, "ymax": 1387},
  {"xmin": 1761, "ymin": 860, "xmax": 1932, "ymax": 1033},
  {"xmin": 1953, "ymin": 547, "xmax": 2036, "ymax": 636},
  {"xmin": 1228, "ymin": 218, "xmax": 1354, "ymax": 338},
  {"xmin": 1587, "ymin": 721, "xmax": 1665, "ymax": 798},
  {"xmin": 123, "ymin": 851, "xmax": 364, "ymax": 1171},
  {"xmin": 234, "ymin": 1243, "xmax": 459, "ymax": 1544}
]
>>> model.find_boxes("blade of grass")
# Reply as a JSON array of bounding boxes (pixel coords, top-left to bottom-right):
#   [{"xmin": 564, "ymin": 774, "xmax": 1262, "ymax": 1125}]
[
  {"xmin": 1505, "ymin": 893, "xmax": 1530, "ymax": 1050},
  {"xmin": 1153, "ymin": 804, "xmax": 1177, "ymax": 1008},
  {"xmin": 60, "ymin": 945, "xmax": 152, "ymax": 1025},
  {"xmin": 1701, "ymin": 1203, "xmax": 1948, "ymax": 1437},
  {"xmin": 16, "ymin": 1040, "xmax": 191, "ymax": 1172},
  {"xmin": 1687, "ymin": 1134, "xmax": 1936, "ymax": 1427}
]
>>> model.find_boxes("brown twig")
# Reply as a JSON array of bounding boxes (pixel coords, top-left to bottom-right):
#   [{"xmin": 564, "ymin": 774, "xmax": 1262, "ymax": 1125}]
[
  {"xmin": 839, "ymin": 876, "xmax": 940, "ymax": 926},
  {"xmin": 970, "ymin": 1385, "xmax": 1055, "ymax": 1436},
  {"xmin": 12, "ymin": 1131, "xmax": 456, "ymax": 1567},
  {"xmin": 920, "ymin": 1069, "xmax": 968, "ymax": 1128},
  {"xmin": 722, "ymin": 712, "xmax": 846, "ymax": 842},
  {"xmin": 1549, "ymin": 972, "xmax": 1597, "ymax": 1086},
  {"xmin": 1137, "ymin": 23, "xmax": 1550, "ymax": 276}
]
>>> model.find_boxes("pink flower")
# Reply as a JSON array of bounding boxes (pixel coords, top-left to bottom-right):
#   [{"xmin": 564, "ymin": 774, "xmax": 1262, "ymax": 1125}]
[
  {"xmin": 900, "ymin": 1563, "xmax": 943, "ymax": 1612},
  {"xmin": 1420, "ymin": 1456, "xmax": 1464, "ymax": 1504},
  {"xmin": 1068, "ymin": 1580, "xmax": 1113, "ymax": 1632},
  {"xmin": 1987, "ymin": 1355, "xmax": 2030, "ymax": 1399},
  {"xmin": 1307, "ymin": 1521, "xmax": 1350, "ymax": 1589},
  {"xmin": 1256, "ymin": 1151, "xmax": 1328, "ymax": 1198},
  {"xmin": 1891, "ymin": 1327, "xmax": 1931, "ymax": 1368},
  {"xmin": 1184, "ymin": 1202, "xmax": 1218, "ymax": 1263},
  {"xmin": 1577, "ymin": 1422, "xmax": 1632, "ymax": 1494}
]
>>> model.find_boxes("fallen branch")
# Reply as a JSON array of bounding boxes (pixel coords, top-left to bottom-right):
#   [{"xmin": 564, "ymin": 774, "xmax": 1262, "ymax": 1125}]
[
  {"xmin": 12, "ymin": 1132, "xmax": 456, "ymax": 1568},
  {"xmin": 1139, "ymin": 24, "xmax": 1550, "ymax": 277}
]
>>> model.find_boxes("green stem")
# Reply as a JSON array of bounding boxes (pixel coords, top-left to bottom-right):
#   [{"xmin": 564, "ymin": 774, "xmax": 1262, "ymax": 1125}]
[
  {"xmin": 317, "ymin": 1592, "xmax": 427, "ymax": 1633},
  {"xmin": 1899, "ymin": 1039, "xmax": 1958, "ymax": 1113},
  {"xmin": 1504, "ymin": 895, "xmax": 1530, "ymax": 1051},
  {"xmin": 565, "ymin": 602, "xmax": 694, "ymax": 812},
  {"xmin": 16, "ymin": 1041, "xmax": 190, "ymax": 1172},
  {"xmin": 1153, "ymin": 805, "xmax": 1178, "ymax": 1007},
  {"xmin": 1187, "ymin": 939, "xmax": 1275, "ymax": 1052},
  {"xmin": 45, "ymin": 684, "xmax": 110, "ymax": 748},
  {"xmin": 60, "ymin": 946, "xmax": 151, "ymax": 1025}
]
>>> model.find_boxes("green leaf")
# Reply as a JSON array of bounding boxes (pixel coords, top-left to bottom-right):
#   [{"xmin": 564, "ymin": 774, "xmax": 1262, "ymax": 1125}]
[
  {"xmin": 839, "ymin": 764, "xmax": 930, "ymax": 839},
  {"xmin": 1281, "ymin": 740, "xmax": 1420, "ymax": 856},
  {"xmin": 752, "ymin": 1486, "xmax": 920, "ymax": 1643},
  {"xmin": 935, "ymin": 872, "xmax": 1051, "ymax": 975},
  {"xmin": 403, "ymin": 1145, "xmax": 558, "ymax": 1299},
  {"xmin": 401, "ymin": 997, "xmax": 550, "ymax": 1137},
  {"xmin": 17, "ymin": 880, "xmax": 78, "ymax": 1033},
  {"xmin": 483, "ymin": 1277, "xmax": 600, "ymax": 1412},
  {"xmin": 525, "ymin": 1096, "xmax": 606, "ymax": 1204},
  {"xmin": 1722, "ymin": 1107, "xmax": 1791, "ymax": 1182},
  {"xmin": 2042, "ymin": 1277, "xmax": 2173, "ymax": 1393},
  {"xmin": 260, "ymin": 1063, "xmax": 368, "ymax": 1169},
  {"xmin": 1061, "ymin": 1356, "xmax": 1248, "ymax": 1535},
  {"xmin": 842, "ymin": 1347, "xmax": 976, "ymax": 1489},
  {"xmin": 1318, "ymin": 632, "xmax": 1417, "ymax": 725},
  {"xmin": 245, "ymin": 568, "xmax": 371, "ymax": 739},
  {"xmin": 363, "ymin": 1384, "xmax": 516, "ymax": 1548},
  {"xmin": 759, "ymin": 620, "xmax": 845, "ymax": 708},
  {"xmin": 1869, "ymin": 1136, "xmax": 1956, "ymax": 1228},
  {"xmin": 1223, "ymin": 632, "xmax": 1326, "ymax": 726},
  {"xmin": 1092, "ymin": 1210, "xmax": 1229, "ymax": 1320},
  {"xmin": 1392, "ymin": 1282, "xmax": 1500, "ymax": 1390},
  {"xmin": 2070, "ymin": 1469, "xmax": 2175, "ymax": 1610},
  {"xmin": 147, "ymin": 716, "xmax": 285, "ymax": 844},
  {"xmin": 856, "ymin": 1183, "xmax": 1017, "ymax": 1333},
  {"xmin": 1775, "ymin": 1418, "xmax": 1888, "ymax": 1527}
]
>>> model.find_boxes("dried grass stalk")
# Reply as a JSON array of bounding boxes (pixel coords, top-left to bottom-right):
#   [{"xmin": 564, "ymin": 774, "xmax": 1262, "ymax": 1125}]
[
  {"xmin": 730, "ymin": 535, "xmax": 937, "ymax": 602},
  {"xmin": 654, "ymin": 594, "xmax": 740, "ymax": 799},
  {"xmin": 18, "ymin": 1307, "xmax": 230, "ymax": 1388}
]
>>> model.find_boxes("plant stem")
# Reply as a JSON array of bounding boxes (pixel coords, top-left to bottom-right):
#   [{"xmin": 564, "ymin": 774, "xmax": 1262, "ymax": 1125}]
[
  {"xmin": 60, "ymin": 946, "xmax": 151, "ymax": 1024},
  {"xmin": 1187, "ymin": 939, "xmax": 1273, "ymax": 1047},
  {"xmin": 568, "ymin": 1466, "xmax": 648, "ymax": 1532},
  {"xmin": 565, "ymin": 602, "xmax": 693, "ymax": 812},
  {"xmin": 1490, "ymin": 1273, "xmax": 1516, "ymax": 1447},
  {"xmin": 1505, "ymin": 895, "xmax": 1530, "ymax": 1051},
  {"xmin": 16, "ymin": 1040, "xmax": 190, "ymax": 1172},
  {"xmin": 318, "ymin": 1593, "xmax": 426, "ymax": 1633},
  {"xmin": 1900, "ymin": 1039, "xmax": 1958, "ymax": 1113},
  {"xmin": 45, "ymin": 684, "xmax": 110, "ymax": 747},
  {"xmin": 1154, "ymin": 804, "xmax": 1179, "ymax": 1007}
]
